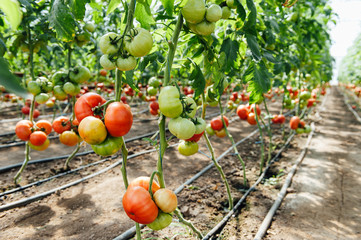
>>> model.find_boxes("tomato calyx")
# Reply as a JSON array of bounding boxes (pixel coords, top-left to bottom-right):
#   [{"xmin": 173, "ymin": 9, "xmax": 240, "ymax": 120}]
[{"xmin": 91, "ymin": 99, "xmax": 115, "ymax": 119}]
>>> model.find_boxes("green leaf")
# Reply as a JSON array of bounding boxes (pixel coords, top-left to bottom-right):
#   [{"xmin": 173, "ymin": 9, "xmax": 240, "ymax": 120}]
[
  {"xmin": 71, "ymin": 0, "xmax": 87, "ymax": 20},
  {"xmin": 220, "ymin": 38, "xmax": 239, "ymax": 71},
  {"xmin": 263, "ymin": 50, "xmax": 277, "ymax": 63},
  {"xmin": 135, "ymin": 2, "xmax": 154, "ymax": 30},
  {"xmin": 188, "ymin": 58, "xmax": 206, "ymax": 98},
  {"xmin": 245, "ymin": 33, "xmax": 261, "ymax": 61},
  {"xmin": 107, "ymin": 0, "xmax": 121, "ymax": 15},
  {"xmin": 244, "ymin": 61, "xmax": 271, "ymax": 103},
  {"xmin": 243, "ymin": 0, "xmax": 257, "ymax": 30},
  {"xmin": 0, "ymin": 57, "xmax": 30, "ymax": 98},
  {"xmin": 49, "ymin": 0, "xmax": 76, "ymax": 41},
  {"xmin": 235, "ymin": 0, "xmax": 246, "ymax": 21},
  {"xmin": 124, "ymin": 70, "xmax": 137, "ymax": 90},
  {"xmin": 0, "ymin": 38, "xmax": 6, "ymax": 57},
  {"xmin": 0, "ymin": 0, "xmax": 22, "ymax": 30},
  {"xmin": 160, "ymin": 0, "xmax": 174, "ymax": 16}
]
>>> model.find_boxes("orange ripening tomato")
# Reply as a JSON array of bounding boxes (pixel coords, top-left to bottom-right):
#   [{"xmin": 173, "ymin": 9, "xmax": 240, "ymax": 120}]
[
  {"xmin": 52, "ymin": 116, "xmax": 71, "ymax": 134},
  {"xmin": 289, "ymin": 116, "xmax": 300, "ymax": 130},
  {"xmin": 104, "ymin": 102, "xmax": 133, "ymax": 137},
  {"xmin": 36, "ymin": 120, "xmax": 52, "ymax": 135},
  {"xmin": 29, "ymin": 131, "xmax": 47, "ymax": 146},
  {"xmin": 215, "ymin": 128, "xmax": 227, "ymax": 138},
  {"xmin": 59, "ymin": 131, "xmax": 79, "ymax": 146},
  {"xmin": 210, "ymin": 116, "xmax": 229, "ymax": 131},
  {"xmin": 15, "ymin": 120, "xmax": 33, "ymax": 141},
  {"xmin": 128, "ymin": 176, "xmax": 161, "ymax": 194},
  {"xmin": 122, "ymin": 186, "xmax": 158, "ymax": 224},
  {"xmin": 74, "ymin": 92, "xmax": 106, "ymax": 122},
  {"xmin": 247, "ymin": 112, "xmax": 257, "ymax": 125},
  {"xmin": 29, "ymin": 138, "xmax": 50, "ymax": 151},
  {"xmin": 277, "ymin": 114, "xmax": 286, "ymax": 124},
  {"xmin": 299, "ymin": 120, "xmax": 306, "ymax": 129}
]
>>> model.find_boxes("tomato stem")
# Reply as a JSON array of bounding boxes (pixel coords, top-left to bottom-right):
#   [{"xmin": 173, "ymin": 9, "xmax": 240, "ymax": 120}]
[
  {"xmin": 27, "ymin": 24, "xmax": 35, "ymax": 80},
  {"xmin": 64, "ymin": 143, "xmax": 81, "ymax": 170},
  {"xmin": 263, "ymin": 99, "xmax": 273, "ymax": 163},
  {"xmin": 254, "ymin": 109, "xmax": 265, "ymax": 174},
  {"xmin": 148, "ymin": 171, "xmax": 159, "ymax": 199},
  {"xmin": 174, "ymin": 208, "xmax": 203, "ymax": 239},
  {"xmin": 14, "ymin": 142, "xmax": 30, "ymax": 184}
]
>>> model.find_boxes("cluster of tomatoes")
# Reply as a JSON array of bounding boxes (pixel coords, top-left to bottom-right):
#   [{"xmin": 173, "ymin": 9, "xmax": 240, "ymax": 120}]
[
  {"xmin": 236, "ymin": 104, "xmax": 261, "ymax": 125},
  {"xmin": 205, "ymin": 115, "xmax": 229, "ymax": 138},
  {"xmin": 52, "ymin": 116, "xmax": 80, "ymax": 147},
  {"xmin": 99, "ymin": 28, "xmax": 153, "ymax": 71},
  {"xmin": 122, "ymin": 177, "xmax": 177, "ymax": 230},
  {"xmin": 157, "ymin": 86, "xmax": 206, "ymax": 156},
  {"xmin": 15, "ymin": 119, "xmax": 52, "ymax": 151},
  {"xmin": 74, "ymin": 92, "xmax": 133, "ymax": 156},
  {"xmin": 51, "ymin": 66, "xmax": 91, "ymax": 100},
  {"xmin": 21, "ymin": 100, "xmax": 41, "ymax": 119},
  {"xmin": 26, "ymin": 76, "xmax": 53, "ymax": 104},
  {"xmin": 227, "ymin": 91, "xmax": 250, "ymax": 110},
  {"xmin": 182, "ymin": 0, "xmax": 233, "ymax": 36},
  {"xmin": 289, "ymin": 116, "xmax": 311, "ymax": 134}
]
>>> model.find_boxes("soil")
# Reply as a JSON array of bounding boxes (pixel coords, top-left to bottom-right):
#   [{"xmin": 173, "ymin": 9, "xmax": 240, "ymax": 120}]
[{"xmin": 0, "ymin": 87, "xmax": 359, "ymax": 240}]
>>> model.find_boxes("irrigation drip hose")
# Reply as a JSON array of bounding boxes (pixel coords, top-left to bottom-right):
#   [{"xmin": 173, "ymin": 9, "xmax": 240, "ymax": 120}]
[
  {"xmin": 201, "ymin": 132, "xmax": 296, "ymax": 240},
  {"xmin": 339, "ymin": 89, "xmax": 361, "ymax": 123},
  {"xmin": 0, "ymin": 147, "xmax": 161, "ymax": 212},
  {"xmin": 253, "ymin": 123, "xmax": 315, "ymax": 240}
]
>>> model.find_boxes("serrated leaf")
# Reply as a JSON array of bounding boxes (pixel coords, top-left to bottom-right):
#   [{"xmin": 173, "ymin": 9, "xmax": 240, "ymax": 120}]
[
  {"xmin": 71, "ymin": 0, "xmax": 87, "ymax": 20},
  {"xmin": 220, "ymin": 38, "xmax": 239, "ymax": 71},
  {"xmin": 0, "ymin": 57, "xmax": 30, "ymax": 98},
  {"xmin": 188, "ymin": 58, "xmax": 205, "ymax": 98},
  {"xmin": 107, "ymin": 0, "xmax": 121, "ymax": 15},
  {"xmin": 245, "ymin": 33, "xmax": 261, "ymax": 61},
  {"xmin": 263, "ymin": 51, "xmax": 277, "ymax": 63},
  {"xmin": 243, "ymin": 0, "xmax": 257, "ymax": 30},
  {"xmin": 160, "ymin": 0, "xmax": 174, "ymax": 16},
  {"xmin": 18, "ymin": 0, "xmax": 32, "ymax": 11},
  {"xmin": 244, "ymin": 61, "xmax": 271, "ymax": 104},
  {"xmin": 135, "ymin": 2, "xmax": 154, "ymax": 30},
  {"xmin": 0, "ymin": 0, "xmax": 22, "ymax": 30},
  {"xmin": 49, "ymin": 0, "xmax": 76, "ymax": 41}
]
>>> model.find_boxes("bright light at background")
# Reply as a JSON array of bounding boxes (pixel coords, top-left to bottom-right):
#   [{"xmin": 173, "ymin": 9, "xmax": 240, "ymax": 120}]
[{"xmin": 330, "ymin": 0, "xmax": 361, "ymax": 83}]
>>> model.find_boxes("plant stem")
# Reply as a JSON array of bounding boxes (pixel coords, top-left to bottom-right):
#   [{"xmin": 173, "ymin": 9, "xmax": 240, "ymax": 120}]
[
  {"xmin": 218, "ymin": 100, "xmax": 247, "ymax": 188},
  {"xmin": 174, "ymin": 209, "xmax": 203, "ymax": 239},
  {"xmin": 27, "ymin": 25, "xmax": 35, "ymax": 80},
  {"xmin": 263, "ymin": 99, "xmax": 273, "ymax": 163},
  {"xmin": 64, "ymin": 143, "xmax": 81, "ymax": 170},
  {"xmin": 255, "ymin": 110, "xmax": 265, "ymax": 174}
]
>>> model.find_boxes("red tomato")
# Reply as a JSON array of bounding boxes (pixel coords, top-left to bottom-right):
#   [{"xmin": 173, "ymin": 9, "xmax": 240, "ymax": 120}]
[
  {"xmin": 185, "ymin": 131, "xmax": 204, "ymax": 142},
  {"xmin": 277, "ymin": 114, "xmax": 286, "ymax": 124},
  {"xmin": 128, "ymin": 176, "xmax": 160, "ymax": 194},
  {"xmin": 249, "ymin": 104, "xmax": 261, "ymax": 115},
  {"xmin": 29, "ymin": 131, "xmax": 47, "ymax": 146},
  {"xmin": 74, "ymin": 93, "xmax": 106, "ymax": 122},
  {"xmin": 122, "ymin": 186, "xmax": 158, "ymax": 224},
  {"xmin": 36, "ymin": 120, "xmax": 52, "ymax": 135},
  {"xmin": 124, "ymin": 87, "xmax": 134, "ymax": 97},
  {"xmin": 210, "ymin": 116, "xmax": 229, "ymax": 131},
  {"xmin": 29, "ymin": 138, "xmax": 49, "ymax": 151},
  {"xmin": 15, "ymin": 120, "xmax": 33, "ymax": 141},
  {"xmin": 299, "ymin": 120, "xmax": 306, "ymax": 129},
  {"xmin": 247, "ymin": 112, "xmax": 257, "ymax": 125},
  {"xmin": 121, "ymin": 96, "xmax": 127, "ymax": 104},
  {"xmin": 149, "ymin": 101, "xmax": 159, "ymax": 111},
  {"xmin": 307, "ymin": 98, "xmax": 316, "ymax": 108},
  {"xmin": 100, "ymin": 69, "xmax": 107, "ymax": 76},
  {"xmin": 149, "ymin": 108, "xmax": 159, "ymax": 116},
  {"xmin": 22, "ymin": 106, "xmax": 30, "ymax": 115},
  {"xmin": 52, "ymin": 116, "xmax": 71, "ymax": 134},
  {"xmin": 289, "ymin": 116, "xmax": 300, "ymax": 130},
  {"xmin": 271, "ymin": 114, "xmax": 279, "ymax": 124},
  {"xmin": 33, "ymin": 109, "xmax": 40, "ymax": 119},
  {"xmin": 104, "ymin": 102, "xmax": 133, "ymax": 137},
  {"xmin": 237, "ymin": 104, "xmax": 248, "ymax": 120}
]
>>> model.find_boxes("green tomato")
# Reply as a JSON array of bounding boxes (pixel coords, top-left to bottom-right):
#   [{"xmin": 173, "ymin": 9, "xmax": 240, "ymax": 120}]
[
  {"xmin": 205, "ymin": 124, "xmax": 215, "ymax": 136},
  {"xmin": 226, "ymin": 0, "xmax": 237, "ymax": 9},
  {"xmin": 84, "ymin": 23, "xmax": 96, "ymax": 33},
  {"xmin": 69, "ymin": 66, "xmax": 91, "ymax": 84},
  {"xmin": 91, "ymin": 136, "xmax": 123, "ymax": 156},
  {"xmin": 194, "ymin": 117, "xmax": 206, "ymax": 134},
  {"xmin": 195, "ymin": 21, "xmax": 215, "ymax": 36},
  {"xmin": 168, "ymin": 117, "xmax": 196, "ymax": 140},
  {"xmin": 290, "ymin": 12, "xmax": 299, "ymax": 22},
  {"xmin": 187, "ymin": 22, "xmax": 199, "ymax": 35},
  {"xmin": 35, "ymin": 93, "xmax": 50, "ymax": 104},
  {"xmin": 125, "ymin": 28, "xmax": 153, "ymax": 57},
  {"xmin": 284, "ymin": 101, "xmax": 295, "ymax": 110},
  {"xmin": 208, "ymin": 101, "xmax": 218, "ymax": 107},
  {"xmin": 147, "ymin": 86, "xmax": 158, "ymax": 96},
  {"xmin": 296, "ymin": 128, "xmax": 305, "ymax": 134},
  {"xmin": 116, "ymin": 56, "xmax": 137, "ymax": 71},
  {"xmin": 148, "ymin": 77, "xmax": 161, "ymax": 88},
  {"xmin": 304, "ymin": 125, "xmax": 311, "ymax": 133},
  {"xmin": 27, "ymin": 81, "xmax": 41, "ymax": 95},
  {"xmin": 99, "ymin": 32, "xmax": 121, "ymax": 55},
  {"xmin": 221, "ymin": 6, "xmax": 232, "ymax": 19},
  {"xmin": 178, "ymin": 140, "xmax": 199, "ymax": 156},
  {"xmin": 100, "ymin": 54, "xmax": 116, "ymax": 70},
  {"xmin": 206, "ymin": 4, "xmax": 222, "ymax": 22},
  {"xmin": 159, "ymin": 86, "xmax": 183, "ymax": 118},
  {"xmin": 184, "ymin": 96, "xmax": 197, "ymax": 118},
  {"xmin": 300, "ymin": 91, "xmax": 311, "ymax": 101},
  {"xmin": 182, "ymin": 0, "xmax": 206, "ymax": 24},
  {"xmin": 147, "ymin": 212, "xmax": 173, "ymax": 231},
  {"xmin": 53, "ymin": 85, "xmax": 68, "ymax": 100},
  {"xmin": 63, "ymin": 82, "xmax": 80, "ymax": 96},
  {"xmin": 52, "ymin": 71, "xmax": 68, "ymax": 86}
]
